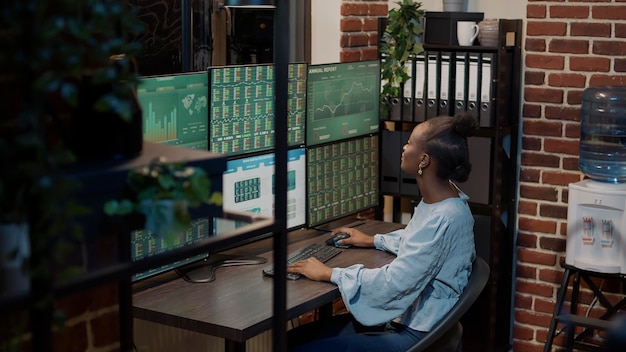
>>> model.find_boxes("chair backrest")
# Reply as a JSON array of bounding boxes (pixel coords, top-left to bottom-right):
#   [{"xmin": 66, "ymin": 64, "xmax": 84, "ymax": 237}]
[{"xmin": 406, "ymin": 256, "xmax": 490, "ymax": 352}]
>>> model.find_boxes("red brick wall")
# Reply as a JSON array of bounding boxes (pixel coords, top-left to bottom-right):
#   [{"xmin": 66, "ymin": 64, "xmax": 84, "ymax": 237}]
[
  {"xmin": 339, "ymin": 0, "xmax": 389, "ymax": 62},
  {"xmin": 4, "ymin": 283, "xmax": 120, "ymax": 351},
  {"xmin": 52, "ymin": 283, "xmax": 121, "ymax": 352},
  {"xmin": 517, "ymin": 1, "xmax": 626, "ymax": 351}
]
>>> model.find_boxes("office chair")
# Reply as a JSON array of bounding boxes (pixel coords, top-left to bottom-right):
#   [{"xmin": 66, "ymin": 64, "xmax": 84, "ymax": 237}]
[{"xmin": 406, "ymin": 256, "xmax": 490, "ymax": 352}]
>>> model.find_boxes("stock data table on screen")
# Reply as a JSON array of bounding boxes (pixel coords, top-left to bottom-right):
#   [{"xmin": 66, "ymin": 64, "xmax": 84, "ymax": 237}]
[
  {"xmin": 208, "ymin": 63, "xmax": 307, "ymax": 156},
  {"xmin": 306, "ymin": 135, "xmax": 379, "ymax": 227}
]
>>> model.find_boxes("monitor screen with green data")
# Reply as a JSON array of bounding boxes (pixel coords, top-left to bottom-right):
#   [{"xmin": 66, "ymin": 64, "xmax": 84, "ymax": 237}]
[
  {"xmin": 307, "ymin": 134, "xmax": 379, "ymax": 226},
  {"xmin": 208, "ymin": 63, "xmax": 307, "ymax": 155},
  {"xmin": 306, "ymin": 60, "xmax": 380, "ymax": 146},
  {"xmin": 136, "ymin": 71, "xmax": 209, "ymax": 150},
  {"xmin": 130, "ymin": 217, "xmax": 210, "ymax": 282}
]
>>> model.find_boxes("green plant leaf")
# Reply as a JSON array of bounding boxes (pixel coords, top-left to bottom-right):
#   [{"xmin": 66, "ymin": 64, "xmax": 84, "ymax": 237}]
[
  {"xmin": 379, "ymin": 0, "xmax": 425, "ymax": 115},
  {"xmin": 103, "ymin": 199, "xmax": 134, "ymax": 215},
  {"xmin": 209, "ymin": 192, "xmax": 223, "ymax": 206},
  {"xmin": 104, "ymin": 157, "xmax": 223, "ymax": 220}
]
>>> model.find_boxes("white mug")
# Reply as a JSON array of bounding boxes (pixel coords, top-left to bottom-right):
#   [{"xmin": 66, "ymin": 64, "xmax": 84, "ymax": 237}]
[{"xmin": 457, "ymin": 21, "xmax": 480, "ymax": 46}]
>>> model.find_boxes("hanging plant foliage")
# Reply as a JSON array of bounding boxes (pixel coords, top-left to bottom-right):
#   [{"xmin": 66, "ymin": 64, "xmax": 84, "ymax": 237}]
[{"xmin": 379, "ymin": 0, "xmax": 425, "ymax": 116}]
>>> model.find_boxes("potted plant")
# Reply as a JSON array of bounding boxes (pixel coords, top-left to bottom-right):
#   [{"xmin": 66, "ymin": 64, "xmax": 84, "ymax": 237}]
[
  {"xmin": 379, "ymin": 0, "xmax": 425, "ymax": 117},
  {"xmin": 104, "ymin": 157, "xmax": 223, "ymax": 239}
]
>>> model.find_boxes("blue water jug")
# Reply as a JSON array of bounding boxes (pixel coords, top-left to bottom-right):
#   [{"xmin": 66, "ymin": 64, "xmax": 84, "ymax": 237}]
[{"xmin": 579, "ymin": 86, "xmax": 626, "ymax": 183}]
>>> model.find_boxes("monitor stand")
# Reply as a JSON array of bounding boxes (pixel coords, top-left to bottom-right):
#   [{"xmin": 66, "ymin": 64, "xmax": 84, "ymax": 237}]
[{"xmin": 175, "ymin": 253, "xmax": 267, "ymax": 283}]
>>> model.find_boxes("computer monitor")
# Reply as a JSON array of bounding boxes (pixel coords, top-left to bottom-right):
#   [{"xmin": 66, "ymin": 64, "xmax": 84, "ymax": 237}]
[
  {"xmin": 136, "ymin": 71, "xmax": 209, "ymax": 150},
  {"xmin": 307, "ymin": 134, "xmax": 379, "ymax": 227},
  {"xmin": 208, "ymin": 63, "xmax": 307, "ymax": 155},
  {"xmin": 131, "ymin": 213, "xmax": 276, "ymax": 283},
  {"xmin": 222, "ymin": 147, "xmax": 307, "ymax": 230},
  {"xmin": 131, "ymin": 217, "xmax": 211, "ymax": 282},
  {"xmin": 306, "ymin": 60, "xmax": 380, "ymax": 146}
]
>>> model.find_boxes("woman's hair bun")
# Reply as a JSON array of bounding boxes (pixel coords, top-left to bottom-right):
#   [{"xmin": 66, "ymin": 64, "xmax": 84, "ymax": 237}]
[{"xmin": 453, "ymin": 112, "xmax": 479, "ymax": 138}]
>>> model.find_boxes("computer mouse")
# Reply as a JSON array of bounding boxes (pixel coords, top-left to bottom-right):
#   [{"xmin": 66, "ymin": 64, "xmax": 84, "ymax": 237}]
[{"xmin": 326, "ymin": 232, "xmax": 351, "ymax": 248}]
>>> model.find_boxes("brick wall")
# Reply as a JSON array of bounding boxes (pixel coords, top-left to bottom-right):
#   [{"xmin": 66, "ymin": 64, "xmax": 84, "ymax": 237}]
[
  {"xmin": 52, "ymin": 283, "xmax": 121, "ymax": 352},
  {"xmin": 2, "ymin": 282, "xmax": 120, "ymax": 351},
  {"xmin": 517, "ymin": 1, "xmax": 626, "ymax": 351},
  {"xmin": 339, "ymin": 0, "xmax": 389, "ymax": 62}
]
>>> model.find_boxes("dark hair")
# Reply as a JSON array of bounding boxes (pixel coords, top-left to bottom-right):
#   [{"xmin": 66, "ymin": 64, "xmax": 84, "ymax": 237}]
[{"xmin": 422, "ymin": 112, "xmax": 479, "ymax": 182}]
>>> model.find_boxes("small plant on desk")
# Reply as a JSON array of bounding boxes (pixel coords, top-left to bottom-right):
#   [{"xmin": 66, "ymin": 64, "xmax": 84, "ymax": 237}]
[{"xmin": 103, "ymin": 157, "xmax": 222, "ymax": 239}]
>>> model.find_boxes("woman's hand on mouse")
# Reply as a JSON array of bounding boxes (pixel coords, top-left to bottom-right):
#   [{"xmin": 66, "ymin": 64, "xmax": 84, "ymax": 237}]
[{"xmin": 332, "ymin": 227, "xmax": 375, "ymax": 248}]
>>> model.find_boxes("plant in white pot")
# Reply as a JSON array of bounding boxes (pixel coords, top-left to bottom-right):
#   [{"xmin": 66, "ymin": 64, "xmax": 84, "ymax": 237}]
[{"xmin": 104, "ymin": 157, "xmax": 223, "ymax": 239}]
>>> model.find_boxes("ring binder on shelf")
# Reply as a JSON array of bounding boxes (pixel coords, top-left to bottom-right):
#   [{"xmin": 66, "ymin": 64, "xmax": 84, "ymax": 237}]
[
  {"xmin": 402, "ymin": 60, "xmax": 414, "ymax": 122},
  {"xmin": 414, "ymin": 55, "xmax": 426, "ymax": 122},
  {"xmin": 454, "ymin": 52, "xmax": 468, "ymax": 116},
  {"xmin": 390, "ymin": 96, "xmax": 402, "ymax": 121},
  {"xmin": 479, "ymin": 53, "xmax": 495, "ymax": 127},
  {"xmin": 467, "ymin": 53, "xmax": 480, "ymax": 118},
  {"xmin": 380, "ymin": 72, "xmax": 389, "ymax": 120},
  {"xmin": 439, "ymin": 53, "xmax": 451, "ymax": 117},
  {"xmin": 426, "ymin": 53, "xmax": 439, "ymax": 119}
]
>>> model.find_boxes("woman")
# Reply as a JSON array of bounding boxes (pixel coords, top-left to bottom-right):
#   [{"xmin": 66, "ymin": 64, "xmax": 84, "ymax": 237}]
[{"xmin": 286, "ymin": 113, "xmax": 479, "ymax": 352}]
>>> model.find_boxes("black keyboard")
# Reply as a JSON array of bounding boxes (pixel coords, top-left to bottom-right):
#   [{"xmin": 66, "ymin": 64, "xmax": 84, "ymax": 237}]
[{"xmin": 262, "ymin": 244, "xmax": 343, "ymax": 280}]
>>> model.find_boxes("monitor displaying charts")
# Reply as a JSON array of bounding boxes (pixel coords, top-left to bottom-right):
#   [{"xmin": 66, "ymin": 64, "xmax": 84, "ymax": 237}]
[
  {"xmin": 131, "ymin": 217, "xmax": 211, "ymax": 282},
  {"xmin": 307, "ymin": 135, "xmax": 379, "ymax": 226},
  {"xmin": 306, "ymin": 60, "xmax": 380, "ymax": 146},
  {"xmin": 136, "ymin": 71, "xmax": 209, "ymax": 150},
  {"xmin": 222, "ymin": 147, "xmax": 307, "ymax": 229},
  {"xmin": 208, "ymin": 63, "xmax": 307, "ymax": 156}
]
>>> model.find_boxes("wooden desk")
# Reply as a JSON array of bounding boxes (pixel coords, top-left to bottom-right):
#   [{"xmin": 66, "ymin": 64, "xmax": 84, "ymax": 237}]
[{"xmin": 132, "ymin": 219, "xmax": 405, "ymax": 351}]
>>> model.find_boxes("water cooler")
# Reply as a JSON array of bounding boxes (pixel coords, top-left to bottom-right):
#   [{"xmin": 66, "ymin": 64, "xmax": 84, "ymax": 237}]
[
  {"xmin": 566, "ymin": 86, "xmax": 626, "ymax": 274},
  {"xmin": 566, "ymin": 180, "xmax": 626, "ymax": 273}
]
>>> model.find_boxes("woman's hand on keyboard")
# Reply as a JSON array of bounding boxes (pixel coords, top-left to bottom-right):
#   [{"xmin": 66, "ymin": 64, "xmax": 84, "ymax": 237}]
[
  {"xmin": 287, "ymin": 257, "xmax": 333, "ymax": 282},
  {"xmin": 332, "ymin": 228, "xmax": 375, "ymax": 248}
]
